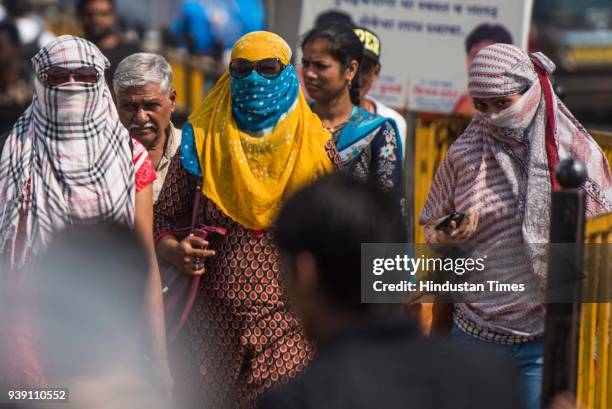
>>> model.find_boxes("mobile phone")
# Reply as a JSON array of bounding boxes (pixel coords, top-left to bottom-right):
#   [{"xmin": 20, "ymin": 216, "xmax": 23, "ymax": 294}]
[{"xmin": 435, "ymin": 212, "xmax": 465, "ymax": 231}]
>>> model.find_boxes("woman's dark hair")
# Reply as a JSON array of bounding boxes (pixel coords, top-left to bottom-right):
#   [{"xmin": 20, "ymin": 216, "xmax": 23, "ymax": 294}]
[{"xmin": 301, "ymin": 23, "xmax": 363, "ymax": 106}]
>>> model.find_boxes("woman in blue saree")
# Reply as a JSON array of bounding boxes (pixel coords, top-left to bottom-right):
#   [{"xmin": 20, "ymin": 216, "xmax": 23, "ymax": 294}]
[{"xmin": 301, "ymin": 23, "xmax": 403, "ymax": 198}]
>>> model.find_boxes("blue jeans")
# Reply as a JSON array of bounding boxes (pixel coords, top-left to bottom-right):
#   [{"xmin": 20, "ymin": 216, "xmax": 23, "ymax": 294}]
[{"xmin": 450, "ymin": 324, "xmax": 543, "ymax": 409}]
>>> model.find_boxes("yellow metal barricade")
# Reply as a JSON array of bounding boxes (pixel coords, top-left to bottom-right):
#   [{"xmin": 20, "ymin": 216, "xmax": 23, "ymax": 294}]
[
  {"xmin": 578, "ymin": 213, "xmax": 612, "ymax": 409},
  {"xmin": 577, "ymin": 130, "xmax": 611, "ymax": 409},
  {"xmin": 413, "ymin": 116, "xmax": 469, "ymax": 243},
  {"xmin": 412, "ymin": 116, "xmax": 469, "ymax": 334},
  {"xmin": 170, "ymin": 59, "xmax": 187, "ymax": 110},
  {"xmin": 591, "ymin": 131, "xmax": 612, "ymax": 167},
  {"xmin": 189, "ymin": 67, "xmax": 205, "ymax": 112},
  {"xmin": 165, "ymin": 51, "xmax": 221, "ymax": 117}
]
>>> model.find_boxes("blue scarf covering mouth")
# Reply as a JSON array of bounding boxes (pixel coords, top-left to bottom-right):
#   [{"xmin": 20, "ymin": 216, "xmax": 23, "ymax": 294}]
[{"xmin": 230, "ymin": 65, "xmax": 299, "ymax": 134}]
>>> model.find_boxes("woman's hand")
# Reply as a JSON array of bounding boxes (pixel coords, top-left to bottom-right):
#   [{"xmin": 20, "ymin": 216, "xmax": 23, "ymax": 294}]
[
  {"xmin": 425, "ymin": 211, "xmax": 479, "ymax": 244},
  {"xmin": 159, "ymin": 234, "xmax": 215, "ymax": 275}
]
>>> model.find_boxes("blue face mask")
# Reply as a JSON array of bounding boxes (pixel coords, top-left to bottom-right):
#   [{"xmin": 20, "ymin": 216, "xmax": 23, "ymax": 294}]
[{"xmin": 230, "ymin": 65, "xmax": 299, "ymax": 134}]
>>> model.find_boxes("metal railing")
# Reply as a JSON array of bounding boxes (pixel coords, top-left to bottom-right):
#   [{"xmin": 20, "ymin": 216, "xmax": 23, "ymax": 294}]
[
  {"xmin": 413, "ymin": 115, "xmax": 469, "ymax": 243},
  {"xmin": 591, "ymin": 131, "xmax": 612, "ymax": 168},
  {"xmin": 577, "ymin": 212, "xmax": 612, "ymax": 409}
]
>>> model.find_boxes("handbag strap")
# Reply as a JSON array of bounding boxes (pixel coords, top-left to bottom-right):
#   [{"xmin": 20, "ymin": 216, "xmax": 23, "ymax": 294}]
[
  {"xmin": 180, "ymin": 178, "xmax": 227, "ymax": 238},
  {"xmin": 190, "ymin": 179, "xmax": 203, "ymax": 232}
]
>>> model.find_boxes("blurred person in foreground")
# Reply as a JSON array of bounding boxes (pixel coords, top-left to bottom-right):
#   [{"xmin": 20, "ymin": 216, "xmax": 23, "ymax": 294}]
[
  {"xmin": 257, "ymin": 173, "xmax": 525, "ymax": 409},
  {"xmin": 353, "ymin": 26, "xmax": 407, "ymax": 159},
  {"xmin": 301, "ymin": 24, "xmax": 403, "ymax": 205},
  {"xmin": 154, "ymin": 31, "xmax": 340, "ymax": 409},
  {"xmin": 420, "ymin": 44, "xmax": 612, "ymax": 409},
  {"xmin": 0, "ymin": 20, "xmax": 33, "ymax": 138},
  {"xmin": 77, "ymin": 0, "xmax": 141, "ymax": 90},
  {"xmin": 0, "ymin": 35, "xmax": 170, "ymax": 392},
  {"xmin": 23, "ymin": 224, "xmax": 165, "ymax": 409},
  {"xmin": 114, "ymin": 53, "xmax": 182, "ymax": 203},
  {"xmin": 452, "ymin": 23, "xmax": 513, "ymax": 116}
]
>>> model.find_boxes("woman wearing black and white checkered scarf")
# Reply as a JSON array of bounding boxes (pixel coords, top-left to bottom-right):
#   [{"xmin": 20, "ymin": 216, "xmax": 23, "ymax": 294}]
[
  {"xmin": 0, "ymin": 35, "xmax": 170, "ymax": 394},
  {"xmin": 0, "ymin": 35, "xmax": 135, "ymax": 269}
]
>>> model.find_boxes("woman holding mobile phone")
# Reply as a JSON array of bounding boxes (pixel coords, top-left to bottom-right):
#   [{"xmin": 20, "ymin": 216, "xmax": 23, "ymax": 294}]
[{"xmin": 420, "ymin": 44, "xmax": 611, "ymax": 409}]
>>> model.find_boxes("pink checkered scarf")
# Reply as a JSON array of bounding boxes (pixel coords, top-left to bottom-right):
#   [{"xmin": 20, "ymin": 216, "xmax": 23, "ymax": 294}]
[
  {"xmin": 467, "ymin": 44, "xmax": 611, "ymax": 244},
  {"xmin": 0, "ymin": 36, "xmax": 135, "ymax": 270},
  {"xmin": 421, "ymin": 44, "xmax": 611, "ymax": 335}
]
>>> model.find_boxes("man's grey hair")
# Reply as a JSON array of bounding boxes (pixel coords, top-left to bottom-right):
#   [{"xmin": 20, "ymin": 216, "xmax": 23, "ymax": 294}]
[{"xmin": 113, "ymin": 53, "xmax": 173, "ymax": 95}]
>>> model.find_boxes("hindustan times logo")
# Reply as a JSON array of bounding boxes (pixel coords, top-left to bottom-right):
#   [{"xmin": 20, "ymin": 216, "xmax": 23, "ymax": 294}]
[{"xmin": 372, "ymin": 254, "xmax": 486, "ymax": 276}]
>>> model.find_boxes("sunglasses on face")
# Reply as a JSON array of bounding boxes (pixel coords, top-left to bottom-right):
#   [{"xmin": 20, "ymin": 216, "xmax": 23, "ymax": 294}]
[
  {"xmin": 40, "ymin": 66, "xmax": 100, "ymax": 86},
  {"xmin": 229, "ymin": 58, "xmax": 286, "ymax": 79}
]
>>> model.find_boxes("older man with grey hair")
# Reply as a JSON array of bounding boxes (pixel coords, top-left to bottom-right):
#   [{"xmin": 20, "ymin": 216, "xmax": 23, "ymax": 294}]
[{"xmin": 114, "ymin": 52, "xmax": 182, "ymax": 203}]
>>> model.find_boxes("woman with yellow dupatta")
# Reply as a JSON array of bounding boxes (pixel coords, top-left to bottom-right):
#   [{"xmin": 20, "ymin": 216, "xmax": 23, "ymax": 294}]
[{"xmin": 153, "ymin": 32, "xmax": 341, "ymax": 409}]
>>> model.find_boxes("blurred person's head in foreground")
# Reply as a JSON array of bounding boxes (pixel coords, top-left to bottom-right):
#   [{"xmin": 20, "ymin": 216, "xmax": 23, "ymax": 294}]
[
  {"xmin": 34, "ymin": 223, "xmax": 147, "ymax": 376},
  {"xmin": 77, "ymin": 0, "xmax": 117, "ymax": 44},
  {"xmin": 275, "ymin": 173, "xmax": 406, "ymax": 345},
  {"xmin": 266, "ymin": 174, "xmax": 529, "ymax": 409},
  {"xmin": 114, "ymin": 53, "xmax": 176, "ymax": 154},
  {"xmin": 31, "ymin": 223, "xmax": 165, "ymax": 408}
]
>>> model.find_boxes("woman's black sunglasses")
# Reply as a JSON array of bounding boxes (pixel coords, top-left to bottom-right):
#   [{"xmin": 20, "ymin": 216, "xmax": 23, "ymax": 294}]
[{"xmin": 229, "ymin": 58, "xmax": 286, "ymax": 79}]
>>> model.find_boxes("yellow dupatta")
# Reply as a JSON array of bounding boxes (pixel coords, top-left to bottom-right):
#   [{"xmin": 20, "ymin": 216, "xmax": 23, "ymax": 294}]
[{"xmin": 188, "ymin": 31, "xmax": 333, "ymax": 230}]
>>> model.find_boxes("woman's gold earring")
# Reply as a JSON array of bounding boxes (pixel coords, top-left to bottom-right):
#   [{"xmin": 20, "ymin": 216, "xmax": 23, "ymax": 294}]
[{"xmin": 348, "ymin": 80, "xmax": 352, "ymax": 88}]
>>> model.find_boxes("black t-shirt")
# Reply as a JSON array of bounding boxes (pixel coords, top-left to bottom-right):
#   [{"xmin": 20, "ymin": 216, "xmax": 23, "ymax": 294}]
[{"xmin": 258, "ymin": 319, "xmax": 526, "ymax": 409}]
